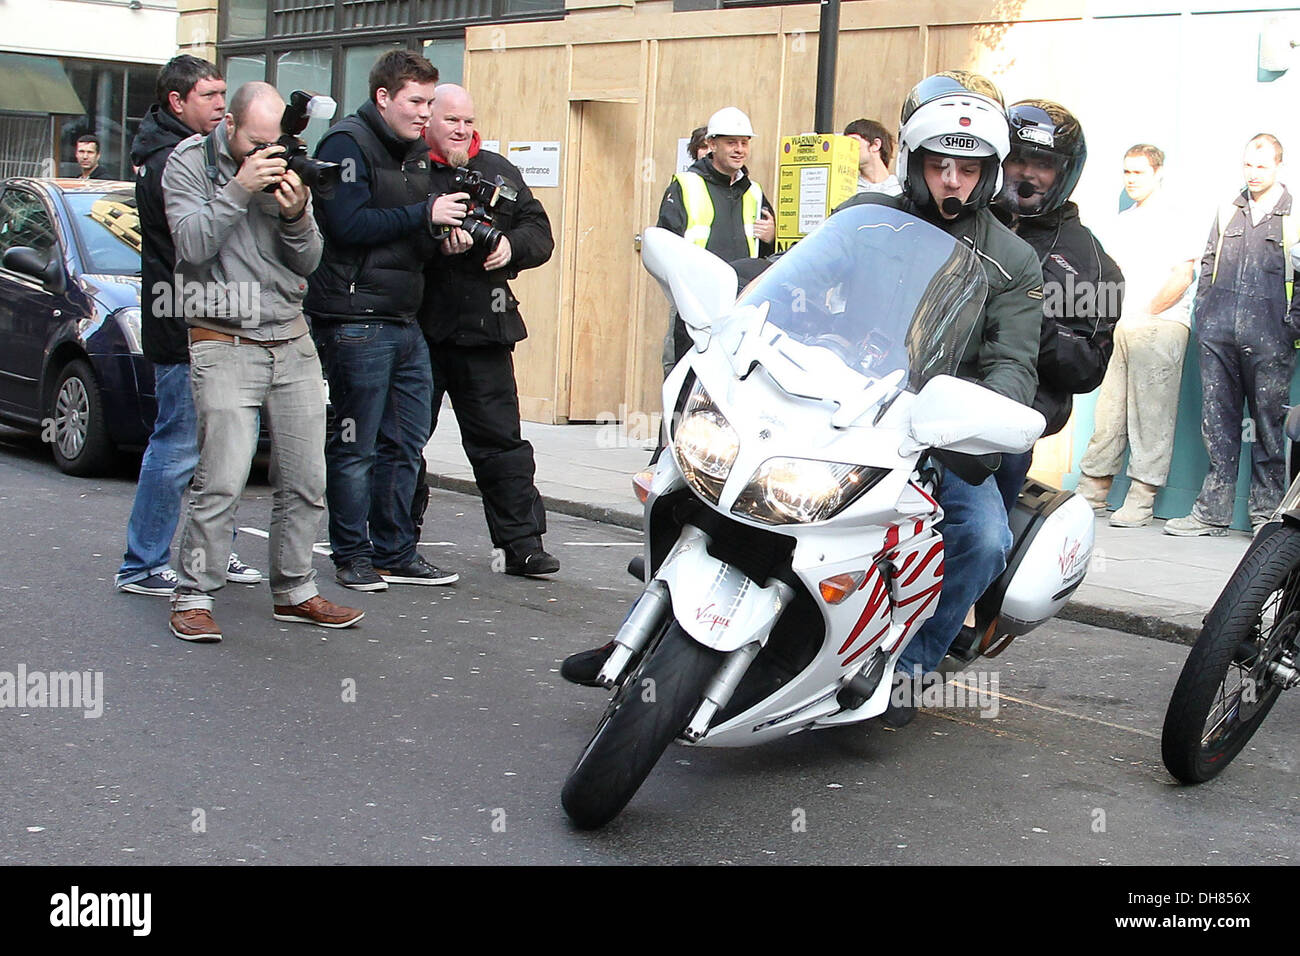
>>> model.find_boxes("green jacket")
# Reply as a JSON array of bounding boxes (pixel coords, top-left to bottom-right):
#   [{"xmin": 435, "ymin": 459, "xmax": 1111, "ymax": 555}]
[{"xmin": 837, "ymin": 193, "xmax": 1042, "ymax": 407}]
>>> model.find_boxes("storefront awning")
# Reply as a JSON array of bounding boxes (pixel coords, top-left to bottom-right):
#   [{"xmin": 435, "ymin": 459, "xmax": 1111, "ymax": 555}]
[{"xmin": 0, "ymin": 53, "xmax": 85, "ymax": 114}]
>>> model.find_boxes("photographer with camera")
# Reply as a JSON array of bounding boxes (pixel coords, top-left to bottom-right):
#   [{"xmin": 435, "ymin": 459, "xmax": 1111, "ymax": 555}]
[
  {"xmin": 163, "ymin": 81, "xmax": 362, "ymax": 641},
  {"xmin": 415, "ymin": 83, "xmax": 558, "ymax": 577},
  {"xmin": 306, "ymin": 51, "xmax": 468, "ymax": 592}
]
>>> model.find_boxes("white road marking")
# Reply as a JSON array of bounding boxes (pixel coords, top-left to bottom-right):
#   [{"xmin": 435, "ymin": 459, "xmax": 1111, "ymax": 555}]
[
  {"xmin": 946, "ymin": 678, "xmax": 1160, "ymax": 740},
  {"xmin": 561, "ymin": 542, "xmax": 642, "ymax": 547}
]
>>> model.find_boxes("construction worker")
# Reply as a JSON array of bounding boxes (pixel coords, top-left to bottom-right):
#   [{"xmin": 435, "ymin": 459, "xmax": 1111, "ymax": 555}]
[
  {"xmin": 655, "ymin": 106, "xmax": 775, "ymax": 372},
  {"xmin": 1166, "ymin": 134, "xmax": 1298, "ymax": 536}
]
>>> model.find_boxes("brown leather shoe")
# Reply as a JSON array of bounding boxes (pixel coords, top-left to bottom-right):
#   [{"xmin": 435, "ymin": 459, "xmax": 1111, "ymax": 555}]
[
  {"xmin": 170, "ymin": 608, "xmax": 223, "ymax": 643},
  {"xmin": 273, "ymin": 595, "xmax": 364, "ymax": 629}
]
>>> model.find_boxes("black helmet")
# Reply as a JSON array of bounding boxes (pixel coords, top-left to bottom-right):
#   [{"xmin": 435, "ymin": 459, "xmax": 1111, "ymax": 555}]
[
  {"xmin": 997, "ymin": 99, "xmax": 1087, "ymax": 218},
  {"xmin": 898, "ymin": 71, "xmax": 1009, "ymax": 219}
]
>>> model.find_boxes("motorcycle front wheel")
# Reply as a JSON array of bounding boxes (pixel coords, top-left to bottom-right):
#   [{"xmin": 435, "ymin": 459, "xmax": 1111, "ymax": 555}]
[
  {"xmin": 1161, "ymin": 525, "xmax": 1300, "ymax": 783},
  {"xmin": 561, "ymin": 623, "xmax": 721, "ymax": 829}
]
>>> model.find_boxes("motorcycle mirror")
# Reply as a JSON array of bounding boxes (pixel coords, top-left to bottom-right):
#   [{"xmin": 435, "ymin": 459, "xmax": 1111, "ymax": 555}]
[
  {"xmin": 902, "ymin": 374, "xmax": 1045, "ymax": 456},
  {"xmin": 641, "ymin": 227, "xmax": 738, "ymax": 349}
]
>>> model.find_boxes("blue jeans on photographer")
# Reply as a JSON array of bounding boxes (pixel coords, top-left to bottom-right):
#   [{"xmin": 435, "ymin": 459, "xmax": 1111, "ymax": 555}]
[
  {"xmin": 116, "ymin": 362, "xmax": 200, "ymax": 586},
  {"xmin": 897, "ymin": 468, "xmax": 1012, "ymax": 676},
  {"xmin": 314, "ymin": 321, "xmax": 433, "ymax": 569}
]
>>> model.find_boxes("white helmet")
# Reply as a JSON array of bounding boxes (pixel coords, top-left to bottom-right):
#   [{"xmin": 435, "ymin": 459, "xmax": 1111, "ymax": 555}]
[
  {"xmin": 707, "ymin": 106, "xmax": 756, "ymax": 139},
  {"xmin": 897, "ymin": 71, "xmax": 1009, "ymax": 217}
]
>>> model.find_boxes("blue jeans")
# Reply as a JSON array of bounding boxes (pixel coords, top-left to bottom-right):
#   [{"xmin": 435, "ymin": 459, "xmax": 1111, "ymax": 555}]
[
  {"xmin": 173, "ymin": 336, "xmax": 326, "ymax": 610},
  {"xmin": 314, "ymin": 321, "xmax": 433, "ymax": 569},
  {"xmin": 897, "ymin": 470, "xmax": 1012, "ymax": 675},
  {"xmin": 116, "ymin": 362, "xmax": 200, "ymax": 586},
  {"xmin": 995, "ymin": 449, "xmax": 1033, "ymax": 517}
]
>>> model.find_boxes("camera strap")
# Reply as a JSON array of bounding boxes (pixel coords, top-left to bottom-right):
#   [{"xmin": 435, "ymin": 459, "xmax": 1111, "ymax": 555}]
[{"xmin": 203, "ymin": 134, "xmax": 221, "ymax": 185}]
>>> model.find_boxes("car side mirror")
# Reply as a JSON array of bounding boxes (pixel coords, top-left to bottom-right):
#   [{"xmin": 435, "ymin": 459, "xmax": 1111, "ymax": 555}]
[{"xmin": 3, "ymin": 246, "xmax": 65, "ymax": 294}]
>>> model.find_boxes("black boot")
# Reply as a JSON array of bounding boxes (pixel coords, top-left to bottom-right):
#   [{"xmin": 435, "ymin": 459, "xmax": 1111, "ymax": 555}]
[{"xmin": 561, "ymin": 643, "xmax": 615, "ymax": 686}]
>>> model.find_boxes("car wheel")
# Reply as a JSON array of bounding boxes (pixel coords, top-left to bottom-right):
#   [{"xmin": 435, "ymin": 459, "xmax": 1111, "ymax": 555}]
[{"xmin": 48, "ymin": 358, "xmax": 115, "ymax": 476}]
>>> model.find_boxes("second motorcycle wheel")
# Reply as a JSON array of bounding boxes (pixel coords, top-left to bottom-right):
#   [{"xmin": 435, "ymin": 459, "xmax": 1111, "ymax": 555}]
[
  {"xmin": 561, "ymin": 623, "xmax": 721, "ymax": 829},
  {"xmin": 1161, "ymin": 526, "xmax": 1300, "ymax": 783}
]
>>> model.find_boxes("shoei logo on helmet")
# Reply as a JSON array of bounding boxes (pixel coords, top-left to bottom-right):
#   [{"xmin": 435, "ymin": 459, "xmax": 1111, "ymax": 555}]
[
  {"xmin": 939, "ymin": 134, "xmax": 979, "ymax": 152},
  {"xmin": 1018, "ymin": 127, "xmax": 1054, "ymax": 147}
]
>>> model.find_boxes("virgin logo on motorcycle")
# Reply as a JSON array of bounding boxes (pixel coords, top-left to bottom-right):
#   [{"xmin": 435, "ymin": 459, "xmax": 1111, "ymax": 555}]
[
  {"xmin": 695, "ymin": 603, "xmax": 732, "ymax": 631},
  {"xmin": 1058, "ymin": 537, "xmax": 1086, "ymax": 577},
  {"xmin": 939, "ymin": 134, "xmax": 979, "ymax": 152}
]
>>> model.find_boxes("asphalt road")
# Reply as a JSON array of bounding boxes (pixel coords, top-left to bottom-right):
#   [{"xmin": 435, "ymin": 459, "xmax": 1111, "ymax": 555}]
[{"xmin": 2, "ymin": 433, "xmax": 1298, "ymax": 866}]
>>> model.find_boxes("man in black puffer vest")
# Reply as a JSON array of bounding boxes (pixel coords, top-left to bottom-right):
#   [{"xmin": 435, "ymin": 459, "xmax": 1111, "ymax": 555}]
[
  {"xmin": 415, "ymin": 84, "xmax": 558, "ymax": 577},
  {"xmin": 307, "ymin": 51, "xmax": 470, "ymax": 592}
]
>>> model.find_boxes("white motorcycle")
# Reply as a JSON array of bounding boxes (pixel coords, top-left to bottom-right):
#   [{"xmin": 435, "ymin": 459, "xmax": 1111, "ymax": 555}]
[{"xmin": 561, "ymin": 204, "xmax": 1096, "ymax": 829}]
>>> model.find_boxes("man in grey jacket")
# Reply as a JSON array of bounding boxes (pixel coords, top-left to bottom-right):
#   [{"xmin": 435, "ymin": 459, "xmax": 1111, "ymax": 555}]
[{"xmin": 163, "ymin": 81, "xmax": 362, "ymax": 642}]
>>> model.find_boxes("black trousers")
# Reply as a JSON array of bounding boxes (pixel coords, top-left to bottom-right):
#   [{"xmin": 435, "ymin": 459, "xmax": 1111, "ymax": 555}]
[{"xmin": 414, "ymin": 342, "xmax": 546, "ymax": 550}]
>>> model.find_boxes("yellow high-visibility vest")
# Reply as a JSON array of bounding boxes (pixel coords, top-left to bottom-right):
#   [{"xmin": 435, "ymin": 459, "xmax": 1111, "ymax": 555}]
[
  {"xmin": 673, "ymin": 171, "xmax": 764, "ymax": 257},
  {"xmin": 1210, "ymin": 197, "xmax": 1299, "ymax": 302}
]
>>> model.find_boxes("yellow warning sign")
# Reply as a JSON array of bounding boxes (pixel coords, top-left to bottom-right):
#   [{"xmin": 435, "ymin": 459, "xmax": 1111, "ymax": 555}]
[{"xmin": 776, "ymin": 134, "xmax": 860, "ymax": 253}]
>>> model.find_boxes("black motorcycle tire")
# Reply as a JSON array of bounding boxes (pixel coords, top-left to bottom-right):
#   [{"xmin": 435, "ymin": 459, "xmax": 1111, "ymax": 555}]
[
  {"xmin": 1161, "ymin": 525, "xmax": 1300, "ymax": 783},
  {"xmin": 561, "ymin": 622, "xmax": 721, "ymax": 829}
]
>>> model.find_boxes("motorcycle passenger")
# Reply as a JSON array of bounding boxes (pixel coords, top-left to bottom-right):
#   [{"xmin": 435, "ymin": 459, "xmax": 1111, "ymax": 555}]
[
  {"xmin": 991, "ymin": 100, "xmax": 1123, "ymax": 516},
  {"xmin": 839, "ymin": 72, "xmax": 1044, "ymax": 723}
]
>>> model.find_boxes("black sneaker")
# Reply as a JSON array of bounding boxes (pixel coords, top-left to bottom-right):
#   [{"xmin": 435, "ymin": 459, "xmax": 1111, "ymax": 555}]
[
  {"xmin": 117, "ymin": 568, "xmax": 179, "ymax": 596},
  {"xmin": 879, "ymin": 672, "xmax": 919, "ymax": 728},
  {"xmin": 505, "ymin": 547, "xmax": 560, "ymax": 577},
  {"xmin": 336, "ymin": 559, "xmax": 389, "ymax": 592},
  {"xmin": 226, "ymin": 552, "xmax": 263, "ymax": 584},
  {"xmin": 374, "ymin": 554, "xmax": 459, "ymax": 586},
  {"xmin": 560, "ymin": 643, "xmax": 615, "ymax": 686}
]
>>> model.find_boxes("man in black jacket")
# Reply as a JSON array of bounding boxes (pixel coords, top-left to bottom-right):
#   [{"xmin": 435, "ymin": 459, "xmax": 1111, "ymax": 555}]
[
  {"xmin": 75, "ymin": 135, "xmax": 114, "ymax": 180},
  {"xmin": 992, "ymin": 99, "xmax": 1122, "ymax": 514},
  {"xmin": 114, "ymin": 56, "xmax": 261, "ymax": 595},
  {"xmin": 416, "ymin": 83, "xmax": 558, "ymax": 576},
  {"xmin": 307, "ymin": 51, "xmax": 469, "ymax": 591}
]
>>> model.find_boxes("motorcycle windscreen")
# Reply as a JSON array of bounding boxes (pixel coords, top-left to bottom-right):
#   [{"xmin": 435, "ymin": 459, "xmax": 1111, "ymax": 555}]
[{"xmin": 726, "ymin": 203, "xmax": 987, "ymax": 396}]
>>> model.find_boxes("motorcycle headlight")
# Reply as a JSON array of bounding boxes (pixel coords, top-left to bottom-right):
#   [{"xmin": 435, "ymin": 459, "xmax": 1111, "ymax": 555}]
[
  {"xmin": 115, "ymin": 307, "xmax": 143, "ymax": 355},
  {"xmin": 732, "ymin": 457, "xmax": 887, "ymax": 525},
  {"xmin": 672, "ymin": 380, "xmax": 738, "ymax": 504}
]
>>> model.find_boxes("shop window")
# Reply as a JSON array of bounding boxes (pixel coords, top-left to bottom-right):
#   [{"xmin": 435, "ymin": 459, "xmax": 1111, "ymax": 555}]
[{"xmin": 422, "ymin": 38, "xmax": 464, "ymax": 87}]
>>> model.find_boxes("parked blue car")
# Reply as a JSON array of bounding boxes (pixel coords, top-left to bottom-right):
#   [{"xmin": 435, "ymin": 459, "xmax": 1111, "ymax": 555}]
[{"xmin": 0, "ymin": 178, "xmax": 152, "ymax": 475}]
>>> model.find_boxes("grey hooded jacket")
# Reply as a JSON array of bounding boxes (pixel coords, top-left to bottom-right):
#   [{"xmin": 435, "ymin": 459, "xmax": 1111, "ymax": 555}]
[{"xmin": 162, "ymin": 120, "xmax": 322, "ymax": 340}]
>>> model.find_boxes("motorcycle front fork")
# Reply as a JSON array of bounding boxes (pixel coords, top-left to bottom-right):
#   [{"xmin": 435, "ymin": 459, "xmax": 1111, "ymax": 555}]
[{"xmin": 597, "ymin": 575, "xmax": 795, "ymax": 741}]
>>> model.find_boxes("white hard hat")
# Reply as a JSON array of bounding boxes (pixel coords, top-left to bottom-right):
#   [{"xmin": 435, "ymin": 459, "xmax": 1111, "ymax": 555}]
[{"xmin": 707, "ymin": 107, "xmax": 755, "ymax": 138}]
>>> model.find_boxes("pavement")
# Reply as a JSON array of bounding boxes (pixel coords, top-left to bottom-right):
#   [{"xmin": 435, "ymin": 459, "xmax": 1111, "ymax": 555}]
[{"xmin": 423, "ymin": 405, "xmax": 1254, "ymax": 647}]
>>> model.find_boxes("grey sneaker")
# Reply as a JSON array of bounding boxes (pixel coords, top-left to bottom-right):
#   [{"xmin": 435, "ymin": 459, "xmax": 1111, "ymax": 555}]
[{"xmin": 1163, "ymin": 514, "xmax": 1229, "ymax": 537}]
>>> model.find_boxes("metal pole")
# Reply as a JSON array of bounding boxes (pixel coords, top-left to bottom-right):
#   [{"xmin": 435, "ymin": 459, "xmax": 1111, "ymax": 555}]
[{"xmin": 814, "ymin": 0, "xmax": 840, "ymax": 133}]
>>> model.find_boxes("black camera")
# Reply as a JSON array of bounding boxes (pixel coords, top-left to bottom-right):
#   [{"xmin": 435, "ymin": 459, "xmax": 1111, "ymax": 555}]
[
  {"xmin": 247, "ymin": 90, "xmax": 341, "ymax": 199},
  {"xmin": 442, "ymin": 166, "xmax": 518, "ymax": 252}
]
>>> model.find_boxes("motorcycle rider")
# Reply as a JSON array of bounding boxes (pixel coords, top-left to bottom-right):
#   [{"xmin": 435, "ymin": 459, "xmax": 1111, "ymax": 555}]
[
  {"xmin": 990, "ymin": 100, "xmax": 1123, "ymax": 515},
  {"xmin": 560, "ymin": 73, "xmax": 1042, "ymax": 702},
  {"xmin": 844, "ymin": 73, "xmax": 1044, "ymax": 724}
]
